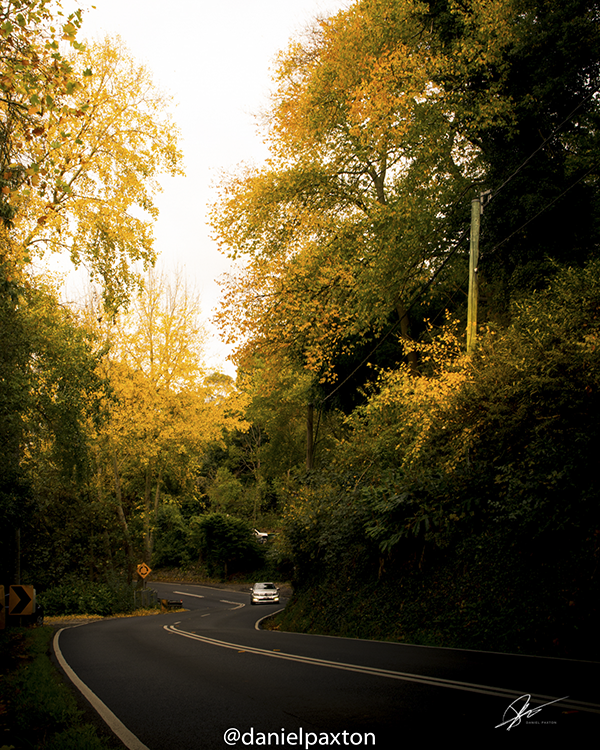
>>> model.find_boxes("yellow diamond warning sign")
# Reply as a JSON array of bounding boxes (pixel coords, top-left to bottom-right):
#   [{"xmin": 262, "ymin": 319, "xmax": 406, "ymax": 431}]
[{"xmin": 136, "ymin": 563, "xmax": 152, "ymax": 579}]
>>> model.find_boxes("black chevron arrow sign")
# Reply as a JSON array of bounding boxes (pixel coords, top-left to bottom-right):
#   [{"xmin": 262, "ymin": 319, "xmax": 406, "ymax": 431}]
[{"xmin": 9, "ymin": 585, "xmax": 35, "ymax": 616}]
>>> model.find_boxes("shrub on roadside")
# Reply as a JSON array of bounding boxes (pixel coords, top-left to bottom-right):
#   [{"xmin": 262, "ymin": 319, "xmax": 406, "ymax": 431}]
[
  {"xmin": 0, "ymin": 627, "xmax": 114, "ymax": 749},
  {"xmin": 188, "ymin": 512, "xmax": 265, "ymax": 577},
  {"xmin": 38, "ymin": 578, "xmax": 135, "ymax": 616}
]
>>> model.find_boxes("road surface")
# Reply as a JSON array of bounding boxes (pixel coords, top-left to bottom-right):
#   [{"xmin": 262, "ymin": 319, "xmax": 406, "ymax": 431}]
[{"xmin": 53, "ymin": 582, "xmax": 600, "ymax": 748}]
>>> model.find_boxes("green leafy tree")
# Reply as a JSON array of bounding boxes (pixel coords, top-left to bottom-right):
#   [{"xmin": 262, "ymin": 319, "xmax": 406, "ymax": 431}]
[
  {"xmin": 0, "ymin": 266, "xmax": 107, "ymax": 587},
  {"xmin": 152, "ymin": 503, "xmax": 192, "ymax": 569},
  {"xmin": 189, "ymin": 512, "xmax": 263, "ymax": 578},
  {"xmin": 212, "ymin": 0, "xmax": 600, "ymax": 388},
  {"xmin": 420, "ymin": 0, "xmax": 600, "ymax": 314},
  {"xmin": 208, "ymin": 466, "xmax": 247, "ymax": 516}
]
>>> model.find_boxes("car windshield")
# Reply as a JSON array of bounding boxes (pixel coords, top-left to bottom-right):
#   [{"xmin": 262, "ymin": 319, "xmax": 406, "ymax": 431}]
[{"xmin": 255, "ymin": 583, "xmax": 275, "ymax": 590}]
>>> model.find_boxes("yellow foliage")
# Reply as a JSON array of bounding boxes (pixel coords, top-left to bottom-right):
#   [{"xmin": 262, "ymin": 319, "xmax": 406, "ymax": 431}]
[
  {"xmin": 210, "ymin": 0, "xmax": 485, "ymax": 382},
  {"xmin": 348, "ymin": 321, "xmax": 472, "ymax": 472},
  {"xmin": 84, "ymin": 266, "xmax": 249, "ymax": 561},
  {"xmin": 4, "ymin": 33, "xmax": 183, "ymax": 309},
  {"xmin": 100, "ymin": 268, "xmax": 245, "ymax": 462}
]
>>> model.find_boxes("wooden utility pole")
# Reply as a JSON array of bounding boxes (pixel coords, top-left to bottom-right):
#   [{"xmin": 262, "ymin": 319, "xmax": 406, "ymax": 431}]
[{"xmin": 467, "ymin": 195, "xmax": 481, "ymax": 353}]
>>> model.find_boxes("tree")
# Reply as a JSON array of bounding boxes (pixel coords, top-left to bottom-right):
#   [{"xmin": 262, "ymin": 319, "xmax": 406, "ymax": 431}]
[
  {"xmin": 211, "ymin": 0, "xmax": 477, "ymax": 385},
  {"xmin": 4, "ymin": 32, "xmax": 183, "ymax": 310},
  {"xmin": 94, "ymin": 268, "xmax": 246, "ymax": 568},
  {"xmin": 420, "ymin": 0, "xmax": 600, "ymax": 315},
  {"xmin": 0, "ymin": 3, "xmax": 190, "ymax": 587},
  {"xmin": 0, "ymin": 263, "xmax": 107, "ymax": 586},
  {"xmin": 189, "ymin": 512, "xmax": 262, "ymax": 578},
  {"xmin": 1, "ymin": 0, "xmax": 86, "ymax": 228},
  {"xmin": 212, "ymin": 0, "xmax": 600, "ymax": 388}
]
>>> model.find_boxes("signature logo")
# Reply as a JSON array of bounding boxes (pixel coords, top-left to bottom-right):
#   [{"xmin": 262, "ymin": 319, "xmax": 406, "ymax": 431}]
[{"xmin": 496, "ymin": 694, "xmax": 569, "ymax": 730}]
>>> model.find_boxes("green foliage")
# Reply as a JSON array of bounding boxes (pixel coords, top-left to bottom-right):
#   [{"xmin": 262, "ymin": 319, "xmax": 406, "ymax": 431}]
[
  {"xmin": 188, "ymin": 512, "xmax": 264, "ymax": 577},
  {"xmin": 152, "ymin": 503, "xmax": 192, "ymax": 568},
  {"xmin": 38, "ymin": 578, "xmax": 135, "ymax": 616},
  {"xmin": 0, "ymin": 263, "xmax": 107, "ymax": 584},
  {"xmin": 208, "ymin": 466, "xmax": 247, "ymax": 515},
  {"xmin": 449, "ymin": 264, "xmax": 600, "ymax": 534},
  {"xmin": 271, "ymin": 522, "xmax": 600, "ymax": 658},
  {"xmin": 241, "ymin": 363, "xmax": 312, "ymax": 480},
  {"xmin": 274, "ymin": 261, "xmax": 600, "ymax": 653},
  {"xmin": 22, "ymin": 281, "xmax": 106, "ymax": 481},
  {"xmin": 278, "ymin": 472, "xmax": 377, "ymax": 586},
  {"xmin": 45, "ymin": 726, "xmax": 112, "ymax": 750},
  {"xmin": 429, "ymin": 0, "xmax": 600, "ymax": 311},
  {"xmin": 0, "ymin": 627, "xmax": 113, "ymax": 749},
  {"xmin": 320, "ymin": 262, "xmax": 600, "ymax": 555},
  {"xmin": 0, "ymin": 255, "xmax": 32, "ymax": 534}
]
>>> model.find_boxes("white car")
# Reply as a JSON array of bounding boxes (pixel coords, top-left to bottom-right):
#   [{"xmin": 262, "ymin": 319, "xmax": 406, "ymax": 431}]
[{"xmin": 250, "ymin": 582, "xmax": 280, "ymax": 605}]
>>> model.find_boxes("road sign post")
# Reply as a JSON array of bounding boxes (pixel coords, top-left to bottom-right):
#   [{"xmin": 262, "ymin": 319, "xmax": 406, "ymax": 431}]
[{"xmin": 136, "ymin": 563, "xmax": 152, "ymax": 589}]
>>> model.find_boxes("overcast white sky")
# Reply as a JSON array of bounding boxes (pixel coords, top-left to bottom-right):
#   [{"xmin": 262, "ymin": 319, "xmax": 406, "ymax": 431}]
[{"xmin": 60, "ymin": 0, "xmax": 351, "ymax": 375}]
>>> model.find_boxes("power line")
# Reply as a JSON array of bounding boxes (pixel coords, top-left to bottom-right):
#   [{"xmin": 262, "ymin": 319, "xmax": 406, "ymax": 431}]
[
  {"xmin": 490, "ymin": 88, "xmax": 598, "ymax": 200},
  {"xmin": 319, "ymin": 87, "xmax": 600, "ymax": 405},
  {"xmin": 487, "ymin": 165, "xmax": 597, "ymax": 258},
  {"xmin": 321, "ymin": 226, "xmax": 470, "ymax": 404}
]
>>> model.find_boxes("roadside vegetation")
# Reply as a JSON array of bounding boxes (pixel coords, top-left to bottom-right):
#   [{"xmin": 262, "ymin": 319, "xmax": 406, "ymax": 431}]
[
  {"xmin": 1, "ymin": 0, "xmax": 599, "ymax": 679},
  {"xmin": 0, "ymin": 626, "xmax": 118, "ymax": 750}
]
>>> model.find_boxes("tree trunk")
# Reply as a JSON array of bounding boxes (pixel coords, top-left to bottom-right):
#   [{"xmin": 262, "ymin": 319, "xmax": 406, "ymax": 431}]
[
  {"xmin": 306, "ymin": 402, "xmax": 315, "ymax": 470},
  {"xmin": 95, "ymin": 452, "xmax": 115, "ymax": 575},
  {"xmin": 396, "ymin": 301, "xmax": 419, "ymax": 373},
  {"xmin": 145, "ymin": 465, "xmax": 163, "ymax": 564},
  {"xmin": 143, "ymin": 464, "xmax": 152, "ymax": 564},
  {"xmin": 112, "ymin": 452, "xmax": 135, "ymax": 582}
]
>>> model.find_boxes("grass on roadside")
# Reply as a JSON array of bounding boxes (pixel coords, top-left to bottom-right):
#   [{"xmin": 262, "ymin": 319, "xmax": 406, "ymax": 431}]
[
  {"xmin": 44, "ymin": 608, "xmax": 163, "ymax": 625},
  {"xmin": 0, "ymin": 626, "xmax": 119, "ymax": 750}
]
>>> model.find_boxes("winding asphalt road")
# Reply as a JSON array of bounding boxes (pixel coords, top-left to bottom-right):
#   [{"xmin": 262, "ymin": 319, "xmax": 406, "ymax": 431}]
[{"xmin": 53, "ymin": 582, "xmax": 600, "ymax": 748}]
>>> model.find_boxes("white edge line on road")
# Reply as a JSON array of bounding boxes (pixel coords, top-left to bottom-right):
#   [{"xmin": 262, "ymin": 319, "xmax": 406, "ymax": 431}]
[
  {"xmin": 53, "ymin": 628, "xmax": 150, "ymax": 750},
  {"xmin": 153, "ymin": 584, "xmax": 600, "ymax": 665},
  {"xmin": 255, "ymin": 608, "xmax": 285, "ymax": 630},
  {"xmin": 250, "ymin": 618, "xmax": 600, "ymax": 665},
  {"xmin": 163, "ymin": 624, "xmax": 600, "ymax": 716}
]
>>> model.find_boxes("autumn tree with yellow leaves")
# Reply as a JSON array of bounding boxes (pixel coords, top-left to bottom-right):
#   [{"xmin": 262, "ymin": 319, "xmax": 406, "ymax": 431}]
[
  {"xmin": 210, "ymin": 0, "xmax": 600, "ymax": 655},
  {"xmin": 5, "ymin": 33, "xmax": 183, "ymax": 310},
  {"xmin": 212, "ymin": 0, "xmax": 600, "ymax": 389},
  {"xmin": 211, "ymin": 0, "xmax": 477, "ymax": 385},
  {"xmin": 94, "ymin": 268, "xmax": 246, "ymax": 569},
  {"xmin": 1, "ymin": 0, "xmax": 85, "ymax": 224},
  {"xmin": 0, "ymin": 3, "xmax": 242, "ymax": 587}
]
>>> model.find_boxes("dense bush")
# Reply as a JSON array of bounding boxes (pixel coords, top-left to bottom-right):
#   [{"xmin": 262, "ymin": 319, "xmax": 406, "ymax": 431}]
[
  {"xmin": 0, "ymin": 627, "xmax": 113, "ymax": 749},
  {"xmin": 273, "ymin": 522, "xmax": 600, "ymax": 658},
  {"xmin": 152, "ymin": 503, "xmax": 193, "ymax": 568},
  {"xmin": 276, "ymin": 262, "xmax": 600, "ymax": 655},
  {"xmin": 188, "ymin": 512, "xmax": 265, "ymax": 577},
  {"xmin": 38, "ymin": 578, "xmax": 136, "ymax": 616}
]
